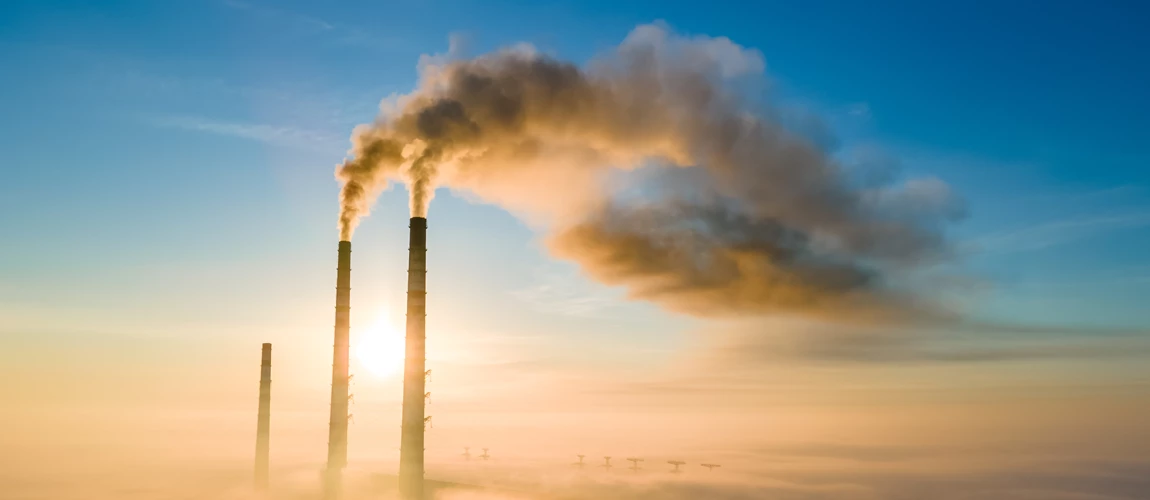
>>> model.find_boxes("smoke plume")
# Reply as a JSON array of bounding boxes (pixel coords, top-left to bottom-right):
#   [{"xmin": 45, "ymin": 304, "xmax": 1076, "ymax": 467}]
[{"xmin": 334, "ymin": 23, "xmax": 963, "ymax": 318}]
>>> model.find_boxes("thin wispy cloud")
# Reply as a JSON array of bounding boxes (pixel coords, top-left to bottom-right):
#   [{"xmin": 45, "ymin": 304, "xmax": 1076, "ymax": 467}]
[
  {"xmin": 107, "ymin": 67, "xmax": 383, "ymax": 132},
  {"xmin": 1005, "ymin": 264, "xmax": 1150, "ymax": 292},
  {"xmin": 1025, "ymin": 184, "xmax": 1144, "ymax": 204},
  {"xmin": 333, "ymin": 28, "xmax": 407, "ymax": 52},
  {"xmin": 511, "ymin": 265, "xmax": 624, "ymax": 318},
  {"xmin": 968, "ymin": 211, "xmax": 1150, "ymax": 254},
  {"xmin": 845, "ymin": 101, "xmax": 871, "ymax": 119},
  {"xmin": 222, "ymin": 0, "xmax": 333, "ymax": 32},
  {"xmin": 785, "ymin": 333, "xmax": 1150, "ymax": 365},
  {"xmin": 223, "ymin": 0, "xmax": 404, "ymax": 52},
  {"xmin": 148, "ymin": 115, "xmax": 342, "ymax": 151},
  {"xmin": 680, "ymin": 316, "xmax": 1150, "ymax": 370}
]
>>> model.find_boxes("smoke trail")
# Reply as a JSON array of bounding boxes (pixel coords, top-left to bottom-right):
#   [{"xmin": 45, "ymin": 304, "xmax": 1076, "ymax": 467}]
[
  {"xmin": 336, "ymin": 131, "xmax": 406, "ymax": 240},
  {"xmin": 334, "ymin": 23, "xmax": 963, "ymax": 318}
]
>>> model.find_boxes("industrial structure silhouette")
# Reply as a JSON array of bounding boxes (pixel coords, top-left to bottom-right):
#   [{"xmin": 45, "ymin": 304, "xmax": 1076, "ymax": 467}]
[
  {"xmin": 253, "ymin": 343, "xmax": 271, "ymax": 491},
  {"xmin": 324, "ymin": 240, "xmax": 352, "ymax": 499},
  {"xmin": 399, "ymin": 217, "xmax": 429, "ymax": 500},
  {"xmin": 626, "ymin": 457, "xmax": 644, "ymax": 472},
  {"xmin": 246, "ymin": 217, "xmax": 729, "ymax": 499}
]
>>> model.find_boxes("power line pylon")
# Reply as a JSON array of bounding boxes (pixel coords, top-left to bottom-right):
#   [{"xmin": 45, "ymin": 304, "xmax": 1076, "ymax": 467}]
[{"xmin": 626, "ymin": 457, "xmax": 644, "ymax": 472}]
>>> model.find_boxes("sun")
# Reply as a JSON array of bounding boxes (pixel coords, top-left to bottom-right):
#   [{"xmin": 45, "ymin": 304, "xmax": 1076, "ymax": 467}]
[{"xmin": 355, "ymin": 310, "xmax": 406, "ymax": 377}]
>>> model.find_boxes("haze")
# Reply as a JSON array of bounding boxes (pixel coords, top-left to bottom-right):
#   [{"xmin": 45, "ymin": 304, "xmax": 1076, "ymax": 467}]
[{"xmin": 2, "ymin": 1, "xmax": 1149, "ymax": 499}]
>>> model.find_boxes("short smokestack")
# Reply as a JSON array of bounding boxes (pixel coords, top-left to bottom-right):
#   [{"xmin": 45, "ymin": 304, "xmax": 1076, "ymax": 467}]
[
  {"xmin": 254, "ymin": 343, "xmax": 272, "ymax": 491},
  {"xmin": 325, "ymin": 241, "xmax": 353, "ymax": 499},
  {"xmin": 399, "ymin": 217, "xmax": 427, "ymax": 500}
]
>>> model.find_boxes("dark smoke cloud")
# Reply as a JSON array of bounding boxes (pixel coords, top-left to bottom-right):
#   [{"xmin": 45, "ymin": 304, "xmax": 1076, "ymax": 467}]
[
  {"xmin": 549, "ymin": 202, "xmax": 886, "ymax": 318},
  {"xmin": 334, "ymin": 23, "xmax": 963, "ymax": 318}
]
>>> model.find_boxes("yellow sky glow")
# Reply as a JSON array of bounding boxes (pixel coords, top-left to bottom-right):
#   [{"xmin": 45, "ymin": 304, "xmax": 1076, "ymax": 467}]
[{"xmin": 354, "ymin": 308, "xmax": 407, "ymax": 378}]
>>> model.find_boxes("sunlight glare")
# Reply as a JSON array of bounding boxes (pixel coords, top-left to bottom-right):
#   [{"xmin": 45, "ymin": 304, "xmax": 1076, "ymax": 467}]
[{"xmin": 355, "ymin": 309, "xmax": 406, "ymax": 377}]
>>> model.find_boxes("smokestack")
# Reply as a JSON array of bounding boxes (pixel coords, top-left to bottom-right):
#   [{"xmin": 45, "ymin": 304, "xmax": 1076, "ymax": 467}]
[
  {"xmin": 325, "ymin": 241, "xmax": 352, "ymax": 499},
  {"xmin": 254, "ymin": 343, "xmax": 272, "ymax": 491},
  {"xmin": 399, "ymin": 217, "xmax": 427, "ymax": 500}
]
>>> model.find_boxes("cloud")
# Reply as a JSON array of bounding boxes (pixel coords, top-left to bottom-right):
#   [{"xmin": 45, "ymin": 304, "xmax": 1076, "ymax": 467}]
[
  {"xmin": 1012, "ymin": 265, "xmax": 1150, "ymax": 291},
  {"xmin": 1021, "ymin": 184, "xmax": 1144, "ymax": 205},
  {"xmin": 845, "ymin": 102, "xmax": 871, "ymax": 119},
  {"xmin": 510, "ymin": 265, "xmax": 623, "ymax": 318},
  {"xmin": 106, "ymin": 66, "xmax": 384, "ymax": 136},
  {"xmin": 707, "ymin": 318, "xmax": 1150, "ymax": 366},
  {"xmin": 148, "ymin": 115, "xmax": 342, "ymax": 151},
  {"xmin": 335, "ymin": 28, "xmax": 407, "ymax": 52},
  {"xmin": 334, "ymin": 23, "xmax": 966, "ymax": 322},
  {"xmin": 222, "ymin": 0, "xmax": 333, "ymax": 32},
  {"xmin": 968, "ymin": 212, "xmax": 1150, "ymax": 254},
  {"xmin": 223, "ymin": 0, "xmax": 405, "ymax": 53}
]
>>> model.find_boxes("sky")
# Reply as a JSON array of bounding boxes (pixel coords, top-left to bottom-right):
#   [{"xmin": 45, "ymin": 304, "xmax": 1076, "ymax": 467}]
[{"xmin": 1, "ymin": 1, "xmax": 1149, "ymax": 499}]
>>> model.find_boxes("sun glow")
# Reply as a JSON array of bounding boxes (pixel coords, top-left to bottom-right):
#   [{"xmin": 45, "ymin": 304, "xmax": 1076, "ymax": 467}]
[{"xmin": 355, "ymin": 310, "xmax": 406, "ymax": 377}]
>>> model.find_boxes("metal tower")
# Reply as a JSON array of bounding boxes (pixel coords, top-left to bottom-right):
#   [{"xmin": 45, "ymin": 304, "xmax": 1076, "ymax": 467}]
[{"xmin": 626, "ymin": 458, "xmax": 644, "ymax": 472}]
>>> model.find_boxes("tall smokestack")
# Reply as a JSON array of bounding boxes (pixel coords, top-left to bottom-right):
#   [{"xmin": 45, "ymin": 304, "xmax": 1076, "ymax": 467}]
[
  {"xmin": 325, "ymin": 241, "xmax": 352, "ymax": 499},
  {"xmin": 399, "ymin": 217, "xmax": 427, "ymax": 499},
  {"xmin": 254, "ymin": 343, "xmax": 272, "ymax": 491}
]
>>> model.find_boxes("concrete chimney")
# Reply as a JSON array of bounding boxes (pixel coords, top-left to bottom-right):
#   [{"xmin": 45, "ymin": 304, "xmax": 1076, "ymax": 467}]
[
  {"xmin": 399, "ymin": 217, "xmax": 427, "ymax": 500},
  {"xmin": 325, "ymin": 241, "xmax": 352, "ymax": 499},
  {"xmin": 254, "ymin": 343, "xmax": 272, "ymax": 491}
]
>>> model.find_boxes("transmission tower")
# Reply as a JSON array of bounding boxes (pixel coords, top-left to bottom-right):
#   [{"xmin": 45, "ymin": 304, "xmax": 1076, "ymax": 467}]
[{"xmin": 626, "ymin": 457, "xmax": 644, "ymax": 472}]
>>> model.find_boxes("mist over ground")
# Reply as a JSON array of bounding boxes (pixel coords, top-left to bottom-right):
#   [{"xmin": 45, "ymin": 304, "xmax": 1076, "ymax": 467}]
[{"xmin": 4, "ymin": 386, "xmax": 1149, "ymax": 500}]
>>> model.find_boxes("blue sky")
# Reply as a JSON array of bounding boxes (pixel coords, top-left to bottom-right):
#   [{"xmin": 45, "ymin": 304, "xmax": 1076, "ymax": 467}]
[{"xmin": 3, "ymin": 0, "xmax": 1148, "ymax": 334}]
